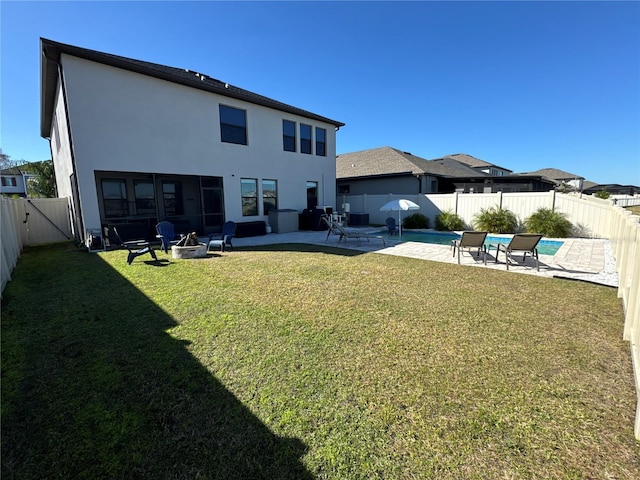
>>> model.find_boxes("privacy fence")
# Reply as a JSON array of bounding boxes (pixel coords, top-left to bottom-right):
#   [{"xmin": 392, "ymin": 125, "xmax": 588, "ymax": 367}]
[
  {"xmin": 2, "ymin": 194, "xmax": 640, "ymax": 436},
  {"xmin": 1, "ymin": 196, "xmax": 73, "ymax": 293}
]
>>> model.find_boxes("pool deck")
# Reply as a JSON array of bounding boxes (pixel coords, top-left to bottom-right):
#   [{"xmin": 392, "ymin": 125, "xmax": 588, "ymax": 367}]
[{"xmin": 223, "ymin": 228, "xmax": 618, "ymax": 287}]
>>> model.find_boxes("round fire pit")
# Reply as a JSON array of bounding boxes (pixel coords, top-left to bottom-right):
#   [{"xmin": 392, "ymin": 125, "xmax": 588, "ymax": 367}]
[{"xmin": 171, "ymin": 243, "xmax": 207, "ymax": 259}]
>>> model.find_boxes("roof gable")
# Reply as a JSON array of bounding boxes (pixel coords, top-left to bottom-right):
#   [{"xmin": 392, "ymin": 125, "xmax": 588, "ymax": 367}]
[
  {"xmin": 40, "ymin": 38, "xmax": 344, "ymax": 137},
  {"xmin": 519, "ymin": 167, "xmax": 584, "ymax": 181}
]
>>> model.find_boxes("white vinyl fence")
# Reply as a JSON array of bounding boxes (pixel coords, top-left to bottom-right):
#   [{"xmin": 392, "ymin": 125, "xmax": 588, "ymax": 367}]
[{"xmin": 1, "ymin": 196, "xmax": 73, "ymax": 293}]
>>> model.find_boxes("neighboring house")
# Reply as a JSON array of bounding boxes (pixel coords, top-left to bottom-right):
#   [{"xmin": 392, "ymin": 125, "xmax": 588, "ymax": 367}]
[
  {"xmin": 582, "ymin": 184, "xmax": 640, "ymax": 196},
  {"xmin": 336, "ymin": 147, "xmax": 556, "ymax": 195},
  {"xmin": 40, "ymin": 38, "xmax": 344, "ymax": 243},
  {"xmin": 519, "ymin": 167, "xmax": 585, "ymax": 192},
  {"xmin": 336, "ymin": 147, "xmax": 446, "ymax": 195},
  {"xmin": 0, "ymin": 167, "xmax": 37, "ymax": 197},
  {"xmin": 439, "ymin": 153, "xmax": 512, "ymax": 177}
]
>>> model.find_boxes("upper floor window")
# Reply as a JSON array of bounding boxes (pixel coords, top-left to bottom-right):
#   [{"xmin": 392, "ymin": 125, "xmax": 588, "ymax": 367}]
[
  {"xmin": 241, "ymin": 178, "xmax": 258, "ymax": 216},
  {"xmin": 283, "ymin": 120, "xmax": 296, "ymax": 152},
  {"xmin": 300, "ymin": 124, "xmax": 312, "ymax": 154},
  {"xmin": 219, "ymin": 105, "xmax": 247, "ymax": 145},
  {"xmin": 315, "ymin": 127, "xmax": 326, "ymax": 156},
  {"xmin": 1, "ymin": 177, "xmax": 17, "ymax": 187}
]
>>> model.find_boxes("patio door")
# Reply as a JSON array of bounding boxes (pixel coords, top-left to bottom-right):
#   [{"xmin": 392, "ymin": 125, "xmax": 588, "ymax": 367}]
[{"xmin": 201, "ymin": 176, "xmax": 224, "ymax": 232}]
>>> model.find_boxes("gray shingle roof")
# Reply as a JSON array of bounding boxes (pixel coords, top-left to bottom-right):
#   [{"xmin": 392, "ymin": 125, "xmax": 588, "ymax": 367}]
[
  {"xmin": 518, "ymin": 168, "xmax": 585, "ymax": 181},
  {"xmin": 336, "ymin": 146, "xmax": 448, "ymax": 179},
  {"xmin": 40, "ymin": 38, "xmax": 344, "ymax": 138},
  {"xmin": 436, "ymin": 153, "xmax": 512, "ymax": 173}
]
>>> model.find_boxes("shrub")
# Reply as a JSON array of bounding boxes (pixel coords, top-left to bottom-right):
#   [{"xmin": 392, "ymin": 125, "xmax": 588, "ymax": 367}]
[
  {"xmin": 435, "ymin": 210, "xmax": 465, "ymax": 231},
  {"xmin": 472, "ymin": 206, "xmax": 518, "ymax": 233},
  {"xmin": 595, "ymin": 189, "xmax": 611, "ymax": 199},
  {"xmin": 524, "ymin": 208, "xmax": 572, "ymax": 238},
  {"xmin": 403, "ymin": 213, "xmax": 430, "ymax": 229}
]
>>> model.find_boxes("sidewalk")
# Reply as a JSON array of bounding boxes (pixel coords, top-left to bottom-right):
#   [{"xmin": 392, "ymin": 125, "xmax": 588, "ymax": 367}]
[{"xmin": 225, "ymin": 229, "xmax": 618, "ymax": 287}]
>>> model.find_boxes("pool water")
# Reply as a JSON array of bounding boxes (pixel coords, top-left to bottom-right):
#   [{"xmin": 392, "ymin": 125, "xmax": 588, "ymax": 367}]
[{"xmin": 379, "ymin": 231, "xmax": 564, "ymax": 256}]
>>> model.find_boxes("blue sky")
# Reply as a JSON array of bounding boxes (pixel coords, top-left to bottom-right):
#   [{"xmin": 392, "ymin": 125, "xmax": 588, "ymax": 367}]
[{"xmin": 1, "ymin": 1, "xmax": 639, "ymax": 185}]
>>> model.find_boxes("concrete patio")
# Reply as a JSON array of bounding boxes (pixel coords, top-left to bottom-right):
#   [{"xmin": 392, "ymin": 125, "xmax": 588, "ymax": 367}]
[{"xmin": 222, "ymin": 228, "xmax": 618, "ymax": 287}]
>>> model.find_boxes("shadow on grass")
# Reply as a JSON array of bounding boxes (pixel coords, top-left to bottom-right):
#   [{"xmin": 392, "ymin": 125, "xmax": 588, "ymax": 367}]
[
  {"xmin": 237, "ymin": 242, "xmax": 368, "ymax": 257},
  {"xmin": 1, "ymin": 243, "xmax": 313, "ymax": 479}
]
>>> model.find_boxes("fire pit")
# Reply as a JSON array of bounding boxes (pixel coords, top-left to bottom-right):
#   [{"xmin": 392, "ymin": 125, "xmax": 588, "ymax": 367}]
[{"xmin": 171, "ymin": 232, "xmax": 207, "ymax": 259}]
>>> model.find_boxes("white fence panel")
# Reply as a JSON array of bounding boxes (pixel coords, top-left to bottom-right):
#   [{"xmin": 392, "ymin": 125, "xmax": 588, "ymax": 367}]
[
  {"xmin": 555, "ymin": 194, "xmax": 612, "ymax": 238},
  {"xmin": 1, "ymin": 197, "xmax": 73, "ymax": 296},
  {"xmin": 1, "ymin": 197, "xmax": 25, "ymax": 293}
]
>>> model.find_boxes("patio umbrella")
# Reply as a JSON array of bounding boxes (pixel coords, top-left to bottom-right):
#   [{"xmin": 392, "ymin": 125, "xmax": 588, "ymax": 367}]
[{"xmin": 380, "ymin": 199, "xmax": 420, "ymax": 237}]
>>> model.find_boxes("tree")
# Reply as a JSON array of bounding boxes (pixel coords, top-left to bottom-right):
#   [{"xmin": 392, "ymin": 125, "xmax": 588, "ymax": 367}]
[
  {"xmin": 26, "ymin": 160, "xmax": 57, "ymax": 198},
  {"xmin": 0, "ymin": 149, "xmax": 27, "ymax": 170}
]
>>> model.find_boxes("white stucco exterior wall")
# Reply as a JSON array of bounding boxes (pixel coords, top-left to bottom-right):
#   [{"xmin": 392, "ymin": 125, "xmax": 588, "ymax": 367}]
[{"xmin": 59, "ymin": 54, "xmax": 337, "ymax": 229}]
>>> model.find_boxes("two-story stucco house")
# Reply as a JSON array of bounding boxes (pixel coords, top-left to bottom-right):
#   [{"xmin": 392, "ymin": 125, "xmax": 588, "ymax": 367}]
[{"xmin": 40, "ymin": 38, "xmax": 344, "ymax": 243}]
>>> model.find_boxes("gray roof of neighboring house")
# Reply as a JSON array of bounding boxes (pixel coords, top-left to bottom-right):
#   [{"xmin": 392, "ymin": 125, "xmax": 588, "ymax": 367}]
[
  {"xmin": 427, "ymin": 157, "xmax": 489, "ymax": 178},
  {"xmin": 439, "ymin": 153, "xmax": 513, "ymax": 173},
  {"xmin": 40, "ymin": 38, "xmax": 344, "ymax": 138},
  {"xmin": 518, "ymin": 167, "xmax": 585, "ymax": 181},
  {"xmin": 336, "ymin": 146, "xmax": 449, "ymax": 179}
]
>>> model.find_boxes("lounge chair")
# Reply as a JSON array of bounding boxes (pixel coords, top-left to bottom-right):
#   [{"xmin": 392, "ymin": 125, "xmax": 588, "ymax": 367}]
[
  {"xmin": 451, "ymin": 231, "xmax": 488, "ymax": 264},
  {"xmin": 207, "ymin": 221, "xmax": 237, "ymax": 252},
  {"xmin": 493, "ymin": 233, "xmax": 543, "ymax": 271},
  {"xmin": 322, "ymin": 215, "xmax": 385, "ymax": 246},
  {"xmin": 385, "ymin": 217, "xmax": 399, "ymax": 235},
  {"xmin": 155, "ymin": 221, "xmax": 182, "ymax": 254},
  {"xmin": 111, "ymin": 226, "xmax": 157, "ymax": 265}
]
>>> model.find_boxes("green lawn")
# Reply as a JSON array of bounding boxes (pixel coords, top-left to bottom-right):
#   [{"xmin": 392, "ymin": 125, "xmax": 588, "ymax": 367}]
[{"xmin": 2, "ymin": 242, "xmax": 638, "ymax": 479}]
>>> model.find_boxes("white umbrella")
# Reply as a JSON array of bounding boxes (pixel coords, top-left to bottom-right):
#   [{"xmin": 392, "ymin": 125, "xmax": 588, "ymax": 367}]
[{"xmin": 380, "ymin": 199, "xmax": 420, "ymax": 237}]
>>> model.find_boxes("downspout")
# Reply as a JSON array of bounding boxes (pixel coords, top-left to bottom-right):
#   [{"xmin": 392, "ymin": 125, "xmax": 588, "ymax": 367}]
[{"xmin": 44, "ymin": 50, "xmax": 85, "ymax": 242}]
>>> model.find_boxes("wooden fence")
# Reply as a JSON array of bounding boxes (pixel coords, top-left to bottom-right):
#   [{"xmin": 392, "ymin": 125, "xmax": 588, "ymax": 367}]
[{"xmin": 1, "ymin": 197, "xmax": 73, "ymax": 293}]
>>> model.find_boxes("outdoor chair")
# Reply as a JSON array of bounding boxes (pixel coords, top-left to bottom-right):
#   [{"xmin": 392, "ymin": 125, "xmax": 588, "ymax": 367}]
[
  {"xmin": 207, "ymin": 221, "xmax": 237, "ymax": 252},
  {"xmin": 385, "ymin": 217, "xmax": 399, "ymax": 235},
  {"xmin": 322, "ymin": 215, "xmax": 385, "ymax": 247},
  {"xmin": 451, "ymin": 231, "xmax": 488, "ymax": 265},
  {"xmin": 111, "ymin": 226, "xmax": 157, "ymax": 265},
  {"xmin": 155, "ymin": 221, "xmax": 182, "ymax": 254},
  {"xmin": 492, "ymin": 233, "xmax": 543, "ymax": 271}
]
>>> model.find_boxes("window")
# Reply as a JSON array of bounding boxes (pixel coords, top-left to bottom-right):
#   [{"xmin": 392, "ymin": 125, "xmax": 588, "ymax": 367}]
[
  {"xmin": 2, "ymin": 177, "xmax": 17, "ymax": 187},
  {"xmin": 300, "ymin": 124, "xmax": 312, "ymax": 154},
  {"xmin": 315, "ymin": 127, "xmax": 326, "ymax": 156},
  {"xmin": 283, "ymin": 120, "xmax": 296, "ymax": 152},
  {"xmin": 219, "ymin": 105, "xmax": 247, "ymax": 145},
  {"xmin": 262, "ymin": 179, "xmax": 277, "ymax": 214},
  {"xmin": 306, "ymin": 181, "xmax": 318, "ymax": 209},
  {"xmin": 101, "ymin": 179, "xmax": 129, "ymax": 218},
  {"xmin": 241, "ymin": 178, "xmax": 258, "ymax": 216},
  {"xmin": 337, "ymin": 184, "xmax": 350, "ymax": 194},
  {"xmin": 162, "ymin": 182, "xmax": 184, "ymax": 216},
  {"xmin": 134, "ymin": 181, "xmax": 156, "ymax": 215}
]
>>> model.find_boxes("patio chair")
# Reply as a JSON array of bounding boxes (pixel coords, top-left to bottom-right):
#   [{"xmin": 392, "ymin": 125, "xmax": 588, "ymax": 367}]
[
  {"xmin": 385, "ymin": 217, "xmax": 399, "ymax": 235},
  {"xmin": 322, "ymin": 215, "xmax": 385, "ymax": 246},
  {"xmin": 155, "ymin": 221, "xmax": 182, "ymax": 254},
  {"xmin": 111, "ymin": 226, "xmax": 157, "ymax": 265},
  {"xmin": 493, "ymin": 233, "xmax": 543, "ymax": 271},
  {"xmin": 207, "ymin": 221, "xmax": 236, "ymax": 252},
  {"xmin": 451, "ymin": 231, "xmax": 488, "ymax": 265}
]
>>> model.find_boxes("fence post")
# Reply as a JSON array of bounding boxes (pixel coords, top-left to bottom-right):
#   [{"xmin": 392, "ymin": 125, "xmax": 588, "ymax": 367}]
[
  {"xmin": 550, "ymin": 190, "xmax": 556, "ymax": 212},
  {"xmin": 454, "ymin": 191, "xmax": 459, "ymax": 215}
]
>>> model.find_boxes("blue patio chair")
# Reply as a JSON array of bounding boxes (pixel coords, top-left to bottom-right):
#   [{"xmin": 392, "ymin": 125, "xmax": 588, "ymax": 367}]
[
  {"xmin": 386, "ymin": 217, "xmax": 399, "ymax": 235},
  {"xmin": 155, "ymin": 221, "xmax": 182, "ymax": 254},
  {"xmin": 207, "ymin": 221, "xmax": 237, "ymax": 252}
]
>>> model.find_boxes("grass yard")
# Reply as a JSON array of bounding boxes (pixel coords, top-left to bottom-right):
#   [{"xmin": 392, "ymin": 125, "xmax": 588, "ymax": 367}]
[{"xmin": 2, "ymin": 242, "xmax": 638, "ymax": 479}]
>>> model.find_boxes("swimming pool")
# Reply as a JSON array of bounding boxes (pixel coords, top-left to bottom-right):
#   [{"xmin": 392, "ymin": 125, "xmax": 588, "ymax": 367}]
[{"xmin": 379, "ymin": 230, "xmax": 564, "ymax": 256}]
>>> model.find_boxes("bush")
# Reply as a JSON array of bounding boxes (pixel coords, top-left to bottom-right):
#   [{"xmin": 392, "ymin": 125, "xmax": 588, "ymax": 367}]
[
  {"xmin": 435, "ymin": 210, "xmax": 465, "ymax": 231},
  {"xmin": 403, "ymin": 213, "xmax": 430, "ymax": 229},
  {"xmin": 524, "ymin": 208, "xmax": 572, "ymax": 238},
  {"xmin": 595, "ymin": 189, "xmax": 611, "ymax": 199},
  {"xmin": 473, "ymin": 206, "xmax": 518, "ymax": 233}
]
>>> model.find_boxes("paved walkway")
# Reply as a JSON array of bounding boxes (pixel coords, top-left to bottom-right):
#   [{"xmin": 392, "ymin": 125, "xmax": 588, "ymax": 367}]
[{"xmin": 224, "ymin": 229, "xmax": 618, "ymax": 287}]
